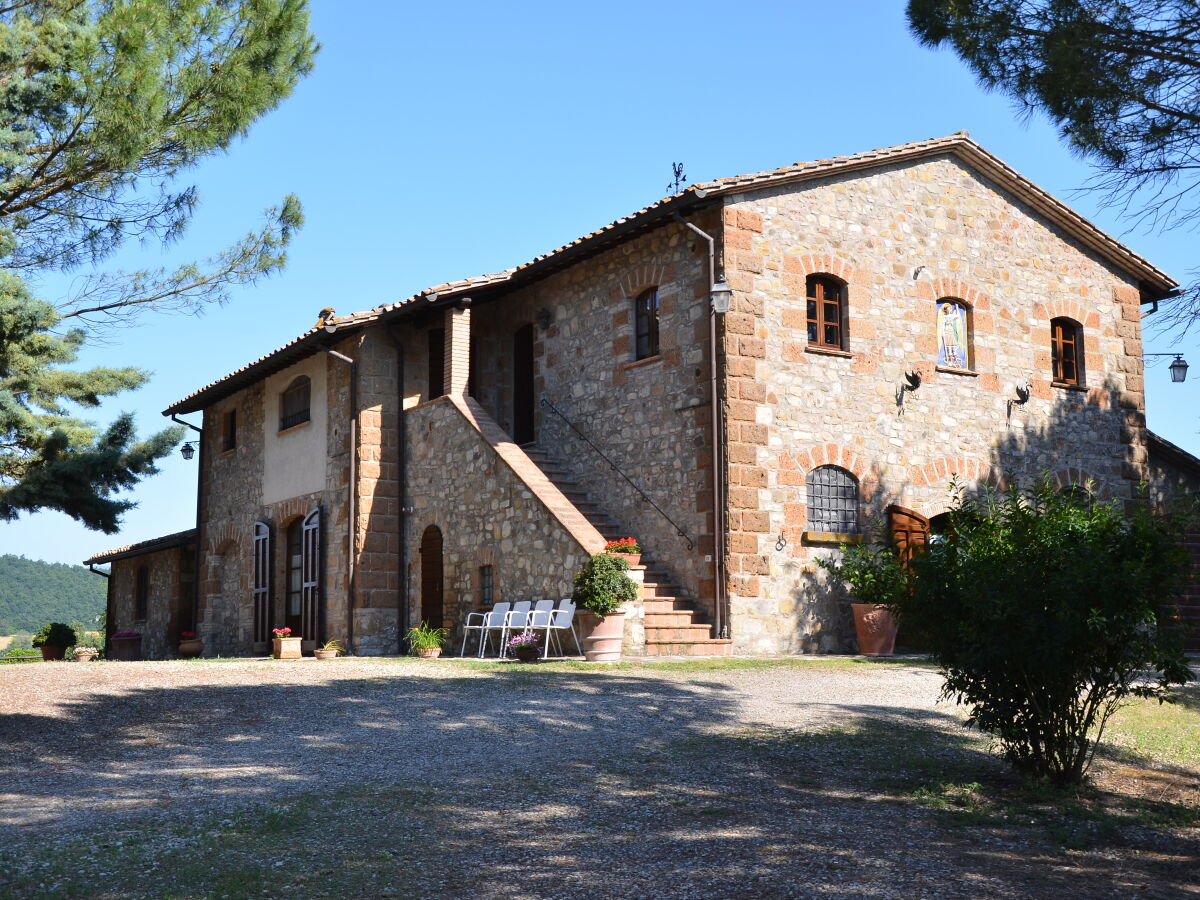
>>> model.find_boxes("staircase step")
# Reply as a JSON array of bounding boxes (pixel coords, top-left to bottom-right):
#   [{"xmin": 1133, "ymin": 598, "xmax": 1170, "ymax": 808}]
[
  {"xmin": 644, "ymin": 612, "xmax": 695, "ymax": 627},
  {"xmin": 641, "ymin": 582, "xmax": 682, "ymax": 598},
  {"xmin": 642, "ymin": 598, "xmax": 695, "ymax": 614},
  {"xmin": 644, "ymin": 639, "xmax": 733, "ymax": 658},
  {"xmin": 646, "ymin": 625, "xmax": 715, "ymax": 641}
]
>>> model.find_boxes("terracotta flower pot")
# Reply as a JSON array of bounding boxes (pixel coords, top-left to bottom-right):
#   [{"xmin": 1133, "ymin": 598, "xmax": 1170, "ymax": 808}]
[
  {"xmin": 851, "ymin": 604, "xmax": 898, "ymax": 657},
  {"xmin": 514, "ymin": 645, "xmax": 540, "ymax": 663},
  {"xmin": 39, "ymin": 645, "xmax": 67, "ymax": 661},
  {"xmin": 611, "ymin": 552, "xmax": 641, "ymax": 568},
  {"xmin": 582, "ymin": 611, "xmax": 625, "ymax": 662},
  {"xmin": 314, "ymin": 649, "xmax": 338, "ymax": 660},
  {"xmin": 178, "ymin": 638, "xmax": 204, "ymax": 659},
  {"xmin": 272, "ymin": 636, "xmax": 302, "ymax": 659},
  {"xmin": 74, "ymin": 650, "xmax": 98, "ymax": 662},
  {"xmin": 416, "ymin": 647, "xmax": 441, "ymax": 659}
]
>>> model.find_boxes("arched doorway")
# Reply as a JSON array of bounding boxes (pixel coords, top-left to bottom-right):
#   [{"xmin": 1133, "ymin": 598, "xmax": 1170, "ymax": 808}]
[
  {"xmin": 887, "ymin": 505, "xmax": 929, "ymax": 565},
  {"xmin": 419, "ymin": 525, "xmax": 444, "ymax": 629}
]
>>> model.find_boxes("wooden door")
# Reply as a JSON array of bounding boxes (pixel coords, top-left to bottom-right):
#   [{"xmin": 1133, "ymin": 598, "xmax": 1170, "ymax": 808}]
[
  {"xmin": 420, "ymin": 525, "xmax": 444, "ymax": 629},
  {"xmin": 512, "ymin": 323, "xmax": 535, "ymax": 444},
  {"xmin": 887, "ymin": 505, "xmax": 930, "ymax": 567}
]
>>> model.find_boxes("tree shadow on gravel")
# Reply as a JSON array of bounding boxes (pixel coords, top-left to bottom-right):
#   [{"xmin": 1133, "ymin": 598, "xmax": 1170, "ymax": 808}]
[{"xmin": 1, "ymin": 667, "xmax": 1197, "ymax": 899}]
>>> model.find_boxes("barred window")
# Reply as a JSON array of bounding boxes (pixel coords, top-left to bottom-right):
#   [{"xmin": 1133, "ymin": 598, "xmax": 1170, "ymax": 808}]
[
  {"xmin": 806, "ymin": 466, "xmax": 859, "ymax": 534},
  {"xmin": 479, "ymin": 564, "xmax": 494, "ymax": 607}
]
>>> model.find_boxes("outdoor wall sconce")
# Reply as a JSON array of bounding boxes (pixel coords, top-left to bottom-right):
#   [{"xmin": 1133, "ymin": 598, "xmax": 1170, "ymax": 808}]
[
  {"xmin": 1007, "ymin": 381, "xmax": 1032, "ymax": 423},
  {"xmin": 536, "ymin": 307, "xmax": 553, "ymax": 330},
  {"xmin": 180, "ymin": 441, "xmax": 198, "ymax": 461},
  {"xmin": 1144, "ymin": 352, "xmax": 1189, "ymax": 383},
  {"xmin": 710, "ymin": 279, "xmax": 733, "ymax": 315}
]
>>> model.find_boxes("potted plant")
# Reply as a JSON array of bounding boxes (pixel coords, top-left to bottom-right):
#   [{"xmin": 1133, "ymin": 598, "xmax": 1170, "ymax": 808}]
[
  {"xmin": 73, "ymin": 646, "xmax": 99, "ymax": 662},
  {"xmin": 603, "ymin": 537, "xmax": 642, "ymax": 568},
  {"xmin": 407, "ymin": 622, "xmax": 446, "ymax": 659},
  {"xmin": 32, "ymin": 623, "xmax": 78, "ymax": 661},
  {"xmin": 817, "ymin": 541, "xmax": 906, "ymax": 656},
  {"xmin": 572, "ymin": 552, "xmax": 639, "ymax": 662},
  {"xmin": 271, "ymin": 626, "xmax": 302, "ymax": 659},
  {"xmin": 315, "ymin": 640, "xmax": 344, "ymax": 660},
  {"xmin": 507, "ymin": 632, "xmax": 542, "ymax": 662},
  {"xmin": 178, "ymin": 631, "xmax": 204, "ymax": 659},
  {"xmin": 110, "ymin": 631, "xmax": 143, "ymax": 661}
]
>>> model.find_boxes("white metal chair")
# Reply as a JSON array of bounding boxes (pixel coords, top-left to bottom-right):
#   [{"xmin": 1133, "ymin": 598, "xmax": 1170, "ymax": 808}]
[
  {"xmin": 460, "ymin": 601, "xmax": 510, "ymax": 657},
  {"xmin": 532, "ymin": 598, "xmax": 583, "ymax": 658},
  {"xmin": 499, "ymin": 600, "xmax": 533, "ymax": 657}
]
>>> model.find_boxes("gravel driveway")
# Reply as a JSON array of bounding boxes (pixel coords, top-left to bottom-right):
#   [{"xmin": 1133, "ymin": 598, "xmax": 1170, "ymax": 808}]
[{"xmin": 1, "ymin": 658, "xmax": 1195, "ymax": 898}]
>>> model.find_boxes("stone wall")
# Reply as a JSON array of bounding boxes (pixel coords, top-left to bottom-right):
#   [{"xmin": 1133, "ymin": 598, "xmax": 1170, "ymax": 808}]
[
  {"xmin": 465, "ymin": 212, "xmax": 722, "ymax": 616},
  {"xmin": 403, "ymin": 395, "xmax": 596, "ymax": 652},
  {"xmin": 109, "ymin": 545, "xmax": 191, "ymax": 660},
  {"xmin": 720, "ymin": 154, "xmax": 1149, "ymax": 654}
]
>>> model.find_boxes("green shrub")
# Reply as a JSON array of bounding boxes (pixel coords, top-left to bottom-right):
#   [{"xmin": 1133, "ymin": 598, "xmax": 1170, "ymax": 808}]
[
  {"xmin": 31, "ymin": 622, "xmax": 77, "ymax": 648},
  {"xmin": 901, "ymin": 478, "xmax": 1194, "ymax": 786},
  {"xmin": 406, "ymin": 622, "xmax": 446, "ymax": 653},
  {"xmin": 572, "ymin": 552, "xmax": 638, "ymax": 617},
  {"xmin": 817, "ymin": 538, "xmax": 909, "ymax": 607}
]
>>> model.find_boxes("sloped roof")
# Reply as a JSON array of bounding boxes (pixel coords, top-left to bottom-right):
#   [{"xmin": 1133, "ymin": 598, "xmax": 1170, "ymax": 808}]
[
  {"xmin": 165, "ymin": 132, "xmax": 1178, "ymax": 415},
  {"xmin": 1146, "ymin": 430, "xmax": 1200, "ymax": 477},
  {"xmin": 84, "ymin": 529, "xmax": 197, "ymax": 565}
]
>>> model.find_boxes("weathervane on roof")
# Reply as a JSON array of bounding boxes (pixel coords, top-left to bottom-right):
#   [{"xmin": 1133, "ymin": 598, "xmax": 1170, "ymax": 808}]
[{"xmin": 666, "ymin": 162, "xmax": 688, "ymax": 195}]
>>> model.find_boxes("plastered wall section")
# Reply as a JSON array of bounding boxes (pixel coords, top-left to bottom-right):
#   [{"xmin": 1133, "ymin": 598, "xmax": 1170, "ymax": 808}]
[
  {"xmin": 465, "ymin": 213, "xmax": 721, "ymax": 614},
  {"xmin": 720, "ymin": 154, "xmax": 1149, "ymax": 654}
]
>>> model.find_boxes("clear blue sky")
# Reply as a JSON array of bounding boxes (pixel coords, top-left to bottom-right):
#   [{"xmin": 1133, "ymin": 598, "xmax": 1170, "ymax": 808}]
[{"xmin": 4, "ymin": 0, "xmax": 1197, "ymax": 566}]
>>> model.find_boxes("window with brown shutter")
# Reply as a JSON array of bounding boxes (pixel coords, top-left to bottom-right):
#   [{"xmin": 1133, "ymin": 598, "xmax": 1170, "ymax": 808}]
[
  {"xmin": 806, "ymin": 276, "xmax": 845, "ymax": 351},
  {"xmin": 279, "ymin": 377, "xmax": 311, "ymax": 430},
  {"xmin": 1051, "ymin": 318, "xmax": 1084, "ymax": 386}
]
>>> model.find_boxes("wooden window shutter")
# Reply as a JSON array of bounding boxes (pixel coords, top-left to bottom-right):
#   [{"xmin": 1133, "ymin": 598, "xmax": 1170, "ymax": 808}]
[
  {"xmin": 301, "ymin": 507, "xmax": 321, "ymax": 643},
  {"xmin": 252, "ymin": 521, "xmax": 272, "ymax": 644}
]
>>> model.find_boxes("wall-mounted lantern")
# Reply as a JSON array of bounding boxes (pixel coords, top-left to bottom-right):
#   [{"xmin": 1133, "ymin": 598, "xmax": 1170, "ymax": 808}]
[
  {"xmin": 536, "ymin": 307, "xmax": 553, "ymax": 330},
  {"xmin": 710, "ymin": 279, "xmax": 733, "ymax": 315},
  {"xmin": 1145, "ymin": 352, "xmax": 1190, "ymax": 383},
  {"xmin": 180, "ymin": 441, "xmax": 198, "ymax": 461}
]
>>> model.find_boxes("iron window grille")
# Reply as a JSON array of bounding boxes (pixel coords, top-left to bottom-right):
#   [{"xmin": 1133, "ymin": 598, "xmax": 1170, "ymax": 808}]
[
  {"xmin": 479, "ymin": 564, "xmax": 494, "ymax": 606},
  {"xmin": 807, "ymin": 465, "xmax": 860, "ymax": 533}
]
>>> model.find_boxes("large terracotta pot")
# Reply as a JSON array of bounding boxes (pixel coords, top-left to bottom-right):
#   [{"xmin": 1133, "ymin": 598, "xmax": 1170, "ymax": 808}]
[
  {"xmin": 178, "ymin": 638, "xmax": 204, "ymax": 659},
  {"xmin": 851, "ymin": 604, "xmax": 898, "ymax": 657},
  {"xmin": 272, "ymin": 636, "xmax": 302, "ymax": 659},
  {"xmin": 416, "ymin": 647, "xmax": 441, "ymax": 659},
  {"xmin": 39, "ymin": 645, "xmax": 66, "ymax": 661},
  {"xmin": 582, "ymin": 611, "xmax": 625, "ymax": 662},
  {"xmin": 314, "ymin": 649, "xmax": 338, "ymax": 660},
  {"xmin": 611, "ymin": 552, "xmax": 641, "ymax": 568},
  {"xmin": 74, "ymin": 649, "xmax": 98, "ymax": 662}
]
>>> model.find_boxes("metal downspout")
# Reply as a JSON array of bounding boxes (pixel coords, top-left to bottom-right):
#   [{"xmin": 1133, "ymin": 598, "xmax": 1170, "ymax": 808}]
[
  {"xmin": 171, "ymin": 414, "xmax": 204, "ymax": 634},
  {"xmin": 318, "ymin": 343, "xmax": 358, "ymax": 654},
  {"xmin": 674, "ymin": 213, "xmax": 729, "ymax": 640},
  {"xmin": 385, "ymin": 326, "xmax": 410, "ymax": 654}
]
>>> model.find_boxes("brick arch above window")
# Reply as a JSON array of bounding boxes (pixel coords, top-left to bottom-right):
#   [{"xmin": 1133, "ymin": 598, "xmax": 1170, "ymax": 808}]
[
  {"xmin": 1033, "ymin": 298, "xmax": 1100, "ymax": 330},
  {"xmin": 1053, "ymin": 467, "xmax": 1101, "ymax": 494},
  {"xmin": 785, "ymin": 253, "xmax": 859, "ymax": 285},
  {"xmin": 206, "ymin": 524, "xmax": 240, "ymax": 556},
  {"xmin": 916, "ymin": 278, "xmax": 992, "ymax": 312},
  {"xmin": 617, "ymin": 264, "xmax": 675, "ymax": 301},
  {"xmin": 909, "ymin": 457, "xmax": 1006, "ymax": 491},
  {"xmin": 796, "ymin": 444, "xmax": 876, "ymax": 489}
]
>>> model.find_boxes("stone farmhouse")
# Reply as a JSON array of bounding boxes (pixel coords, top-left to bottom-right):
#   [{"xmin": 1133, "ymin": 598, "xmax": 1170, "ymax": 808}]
[{"xmin": 86, "ymin": 132, "xmax": 1200, "ymax": 658}]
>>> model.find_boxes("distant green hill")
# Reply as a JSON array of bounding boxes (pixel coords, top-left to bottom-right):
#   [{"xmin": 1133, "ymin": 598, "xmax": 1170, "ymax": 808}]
[{"xmin": 0, "ymin": 555, "xmax": 107, "ymax": 635}]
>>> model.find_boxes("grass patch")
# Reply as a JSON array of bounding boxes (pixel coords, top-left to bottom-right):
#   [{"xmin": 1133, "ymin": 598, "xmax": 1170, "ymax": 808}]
[{"xmin": 1099, "ymin": 682, "xmax": 1200, "ymax": 768}]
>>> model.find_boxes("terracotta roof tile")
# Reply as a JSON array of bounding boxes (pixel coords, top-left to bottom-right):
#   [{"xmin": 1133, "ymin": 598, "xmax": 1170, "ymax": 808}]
[{"xmin": 84, "ymin": 529, "xmax": 197, "ymax": 565}]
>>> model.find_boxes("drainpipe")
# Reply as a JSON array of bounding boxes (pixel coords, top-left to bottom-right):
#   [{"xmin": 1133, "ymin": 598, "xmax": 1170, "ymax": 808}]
[
  {"xmin": 674, "ymin": 212, "xmax": 729, "ymax": 640},
  {"xmin": 385, "ymin": 325, "xmax": 410, "ymax": 654},
  {"xmin": 171, "ymin": 414, "xmax": 204, "ymax": 634},
  {"xmin": 89, "ymin": 564, "xmax": 113, "ymax": 657},
  {"xmin": 317, "ymin": 340, "xmax": 358, "ymax": 654}
]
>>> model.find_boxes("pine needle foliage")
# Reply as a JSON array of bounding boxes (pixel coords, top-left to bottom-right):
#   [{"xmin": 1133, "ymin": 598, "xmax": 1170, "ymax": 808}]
[
  {"xmin": 0, "ymin": 0, "xmax": 317, "ymax": 529},
  {"xmin": 901, "ymin": 477, "xmax": 1195, "ymax": 786}
]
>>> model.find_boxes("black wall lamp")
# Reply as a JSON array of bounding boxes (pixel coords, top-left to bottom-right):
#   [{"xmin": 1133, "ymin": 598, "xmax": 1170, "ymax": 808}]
[
  {"xmin": 180, "ymin": 441, "xmax": 198, "ymax": 461},
  {"xmin": 1144, "ymin": 352, "xmax": 1189, "ymax": 383},
  {"xmin": 536, "ymin": 307, "xmax": 553, "ymax": 330}
]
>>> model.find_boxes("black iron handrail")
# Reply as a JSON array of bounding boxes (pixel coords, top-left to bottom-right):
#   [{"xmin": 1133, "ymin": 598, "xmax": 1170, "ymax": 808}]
[{"xmin": 540, "ymin": 397, "xmax": 694, "ymax": 551}]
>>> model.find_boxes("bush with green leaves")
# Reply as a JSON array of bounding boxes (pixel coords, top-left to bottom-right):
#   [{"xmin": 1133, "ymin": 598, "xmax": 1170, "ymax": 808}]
[
  {"xmin": 902, "ymin": 478, "xmax": 1194, "ymax": 786},
  {"xmin": 31, "ymin": 622, "xmax": 78, "ymax": 648},
  {"xmin": 572, "ymin": 552, "xmax": 639, "ymax": 617}
]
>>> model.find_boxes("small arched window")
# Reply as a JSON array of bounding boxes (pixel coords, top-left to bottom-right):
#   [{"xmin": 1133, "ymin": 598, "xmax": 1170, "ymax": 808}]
[
  {"xmin": 806, "ymin": 465, "xmax": 859, "ymax": 534},
  {"xmin": 1051, "ymin": 317, "xmax": 1084, "ymax": 386},
  {"xmin": 279, "ymin": 376, "xmax": 311, "ymax": 431},
  {"xmin": 936, "ymin": 299, "xmax": 971, "ymax": 370},
  {"xmin": 634, "ymin": 287, "xmax": 660, "ymax": 360},
  {"xmin": 806, "ymin": 275, "xmax": 845, "ymax": 350}
]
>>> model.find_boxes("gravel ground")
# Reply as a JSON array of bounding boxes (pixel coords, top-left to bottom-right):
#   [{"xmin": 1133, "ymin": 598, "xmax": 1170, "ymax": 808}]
[{"xmin": 1, "ymin": 658, "xmax": 1196, "ymax": 898}]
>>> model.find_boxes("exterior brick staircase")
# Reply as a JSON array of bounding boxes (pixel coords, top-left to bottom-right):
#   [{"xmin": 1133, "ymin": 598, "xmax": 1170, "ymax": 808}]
[{"xmin": 521, "ymin": 445, "xmax": 732, "ymax": 658}]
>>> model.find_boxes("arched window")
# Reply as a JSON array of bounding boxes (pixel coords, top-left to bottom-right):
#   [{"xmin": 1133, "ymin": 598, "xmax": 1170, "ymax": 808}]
[
  {"xmin": 806, "ymin": 465, "xmax": 859, "ymax": 534},
  {"xmin": 634, "ymin": 287, "xmax": 660, "ymax": 360},
  {"xmin": 279, "ymin": 376, "xmax": 311, "ymax": 430},
  {"xmin": 1051, "ymin": 318, "xmax": 1084, "ymax": 386},
  {"xmin": 936, "ymin": 298, "xmax": 971, "ymax": 370},
  {"xmin": 806, "ymin": 275, "xmax": 845, "ymax": 351}
]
